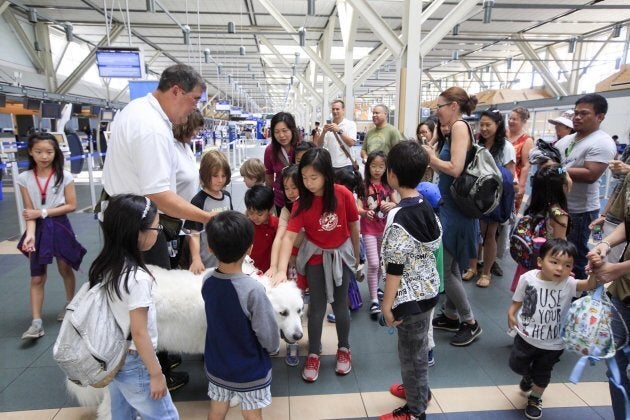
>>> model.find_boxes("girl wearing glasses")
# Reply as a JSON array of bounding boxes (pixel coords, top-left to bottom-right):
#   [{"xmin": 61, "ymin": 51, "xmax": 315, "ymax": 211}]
[
  {"xmin": 89, "ymin": 194, "xmax": 179, "ymax": 419},
  {"xmin": 422, "ymin": 87, "xmax": 483, "ymax": 347}
]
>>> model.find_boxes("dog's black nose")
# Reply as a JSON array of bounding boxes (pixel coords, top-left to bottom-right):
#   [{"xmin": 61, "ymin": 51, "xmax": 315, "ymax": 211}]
[{"xmin": 293, "ymin": 332, "xmax": 303, "ymax": 341}]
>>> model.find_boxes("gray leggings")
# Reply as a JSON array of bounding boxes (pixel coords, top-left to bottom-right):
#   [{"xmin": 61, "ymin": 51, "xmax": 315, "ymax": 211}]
[
  {"xmin": 442, "ymin": 249, "xmax": 475, "ymax": 323},
  {"xmin": 305, "ymin": 263, "xmax": 351, "ymax": 354}
]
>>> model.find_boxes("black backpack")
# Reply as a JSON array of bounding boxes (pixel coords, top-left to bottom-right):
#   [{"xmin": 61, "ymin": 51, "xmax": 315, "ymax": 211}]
[{"xmin": 450, "ymin": 122, "xmax": 503, "ymax": 219}]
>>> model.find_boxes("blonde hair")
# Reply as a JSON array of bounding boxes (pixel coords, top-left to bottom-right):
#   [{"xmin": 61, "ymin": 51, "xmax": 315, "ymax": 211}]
[
  {"xmin": 239, "ymin": 158, "xmax": 266, "ymax": 184},
  {"xmin": 199, "ymin": 149, "xmax": 231, "ymax": 188}
]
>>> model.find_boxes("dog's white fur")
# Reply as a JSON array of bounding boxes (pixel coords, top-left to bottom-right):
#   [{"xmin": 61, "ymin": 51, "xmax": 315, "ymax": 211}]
[{"xmin": 67, "ymin": 258, "xmax": 303, "ymax": 418}]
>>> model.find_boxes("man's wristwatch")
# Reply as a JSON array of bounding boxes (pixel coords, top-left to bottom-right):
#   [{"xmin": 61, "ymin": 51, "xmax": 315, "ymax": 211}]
[
  {"xmin": 41, "ymin": 208, "xmax": 48, "ymax": 219},
  {"xmin": 337, "ymin": 130, "xmax": 343, "ymax": 135}
]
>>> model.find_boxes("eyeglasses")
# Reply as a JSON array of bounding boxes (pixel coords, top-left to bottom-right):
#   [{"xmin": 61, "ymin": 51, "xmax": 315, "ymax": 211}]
[
  {"xmin": 433, "ymin": 102, "xmax": 453, "ymax": 111},
  {"xmin": 145, "ymin": 224, "xmax": 163, "ymax": 232}
]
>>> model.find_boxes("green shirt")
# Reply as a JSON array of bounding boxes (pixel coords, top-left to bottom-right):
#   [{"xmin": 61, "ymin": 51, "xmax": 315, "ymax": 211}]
[
  {"xmin": 362, "ymin": 124, "xmax": 401, "ymax": 155},
  {"xmin": 607, "ymin": 172, "xmax": 630, "ymax": 300}
]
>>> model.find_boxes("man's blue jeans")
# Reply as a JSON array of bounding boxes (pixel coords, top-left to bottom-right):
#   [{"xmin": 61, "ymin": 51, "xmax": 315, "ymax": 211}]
[{"xmin": 567, "ymin": 210, "xmax": 599, "ymax": 279}]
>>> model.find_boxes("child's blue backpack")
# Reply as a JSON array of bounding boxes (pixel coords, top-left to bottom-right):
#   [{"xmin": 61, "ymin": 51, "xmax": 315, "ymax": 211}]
[
  {"xmin": 485, "ymin": 166, "xmax": 515, "ymax": 223},
  {"xmin": 561, "ymin": 285, "xmax": 630, "ymax": 414}
]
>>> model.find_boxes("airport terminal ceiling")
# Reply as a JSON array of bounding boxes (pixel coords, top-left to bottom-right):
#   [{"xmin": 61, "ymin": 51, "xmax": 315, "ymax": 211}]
[{"xmin": 1, "ymin": 0, "xmax": 630, "ymax": 115}]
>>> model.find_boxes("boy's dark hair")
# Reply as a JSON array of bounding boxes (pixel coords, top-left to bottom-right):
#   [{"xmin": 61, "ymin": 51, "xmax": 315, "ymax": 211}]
[
  {"xmin": 295, "ymin": 141, "xmax": 316, "ymax": 154},
  {"xmin": 386, "ymin": 140, "xmax": 428, "ymax": 188},
  {"xmin": 334, "ymin": 167, "xmax": 364, "ymax": 200},
  {"xmin": 244, "ymin": 185, "xmax": 274, "ymax": 212},
  {"xmin": 539, "ymin": 238, "xmax": 577, "ymax": 261},
  {"xmin": 575, "ymin": 93, "xmax": 608, "ymax": 115},
  {"xmin": 205, "ymin": 211, "xmax": 254, "ymax": 263}
]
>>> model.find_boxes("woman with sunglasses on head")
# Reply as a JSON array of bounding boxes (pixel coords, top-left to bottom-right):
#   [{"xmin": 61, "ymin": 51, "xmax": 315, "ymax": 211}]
[{"xmin": 422, "ymin": 87, "xmax": 483, "ymax": 347}]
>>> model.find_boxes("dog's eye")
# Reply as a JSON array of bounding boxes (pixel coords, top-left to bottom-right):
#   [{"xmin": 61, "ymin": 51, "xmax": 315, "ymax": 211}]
[
  {"xmin": 297, "ymin": 308, "xmax": 303, "ymax": 315},
  {"xmin": 279, "ymin": 310, "xmax": 289, "ymax": 317}
]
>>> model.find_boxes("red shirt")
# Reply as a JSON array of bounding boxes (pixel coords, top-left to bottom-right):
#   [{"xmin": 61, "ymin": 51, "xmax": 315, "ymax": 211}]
[
  {"xmin": 288, "ymin": 184, "xmax": 359, "ymax": 264},
  {"xmin": 250, "ymin": 215, "xmax": 279, "ymax": 273}
]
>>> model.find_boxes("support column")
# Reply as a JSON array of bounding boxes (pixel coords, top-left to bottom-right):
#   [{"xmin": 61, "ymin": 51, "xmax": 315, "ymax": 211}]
[
  {"xmin": 398, "ymin": 0, "xmax": 422, "ymax": 137},
  {"xmin": 337, "ymin": 0, "xmax": 358, "ymax": 120},
  {"xmin": 34, "ymin": 22, "xmax": 57, "ymax": 91}
]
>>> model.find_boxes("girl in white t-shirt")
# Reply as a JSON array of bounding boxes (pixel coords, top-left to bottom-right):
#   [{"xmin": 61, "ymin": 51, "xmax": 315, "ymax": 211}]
[
  {"xmin": 90, "ymin": 194, "xmax": 178, "ymax": 419},
  {"xmin": 18, "ymin": 132, "xmax": 86, "ymax": 340}
]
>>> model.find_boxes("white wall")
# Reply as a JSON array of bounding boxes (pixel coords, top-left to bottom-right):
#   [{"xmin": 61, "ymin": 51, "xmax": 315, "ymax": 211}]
[{"xmin": 601, "ymin": 96, "xmax": 630, "ymax": 144}]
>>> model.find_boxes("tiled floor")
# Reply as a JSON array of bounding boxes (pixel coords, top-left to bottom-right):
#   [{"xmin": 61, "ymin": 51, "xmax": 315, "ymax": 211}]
[{"xmin": 0, "ymin": 144, "xmax": 615, "ymax": 419}]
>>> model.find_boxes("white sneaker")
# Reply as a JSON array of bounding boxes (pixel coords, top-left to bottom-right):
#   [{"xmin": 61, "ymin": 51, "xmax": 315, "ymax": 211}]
[{"xmin": 21, "ymin": 324, "xmax": 44, "ymax": 339}]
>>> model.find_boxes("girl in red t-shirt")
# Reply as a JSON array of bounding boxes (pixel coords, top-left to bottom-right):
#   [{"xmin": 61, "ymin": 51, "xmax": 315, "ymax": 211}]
[
  {"xmin": 357, "ymin": 151, "xmax": 397, "ymax": 319},
  {"xmin": 272, "ymin": 148, "xmax": 360, "ymax": 383}
]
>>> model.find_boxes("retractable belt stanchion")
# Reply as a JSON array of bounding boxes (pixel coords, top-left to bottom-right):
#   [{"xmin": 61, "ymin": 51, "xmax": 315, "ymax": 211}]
[
  {"xmin": 11, "ymin": 161, "xmax": 26, "ymax": 235},
  {"xmin": 86, "ymin": 153, "xmax": 96, "ymax": 212}
]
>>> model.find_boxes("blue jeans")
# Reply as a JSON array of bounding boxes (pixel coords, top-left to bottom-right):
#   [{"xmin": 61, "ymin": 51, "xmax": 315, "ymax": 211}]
[
  {"xmin": 109, "ymin": 351, "xmax": 179, "ymax": 420},
  {"xmin": 567, "ymin": 210, "xmax": 598, "ymax": 279},
  {"xmin": 610, "ymin": 297, "xmax": 630, "ymax": 420}
]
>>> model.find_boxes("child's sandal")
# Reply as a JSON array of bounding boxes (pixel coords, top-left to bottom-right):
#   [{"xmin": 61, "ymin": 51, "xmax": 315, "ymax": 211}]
[
  {"xmin": 476, "ymin": 274, "xmax": 491, "ymax": 288},
  {"xmin": 462, "ymin": 269, "xmax": 477, "ymax": 281}
]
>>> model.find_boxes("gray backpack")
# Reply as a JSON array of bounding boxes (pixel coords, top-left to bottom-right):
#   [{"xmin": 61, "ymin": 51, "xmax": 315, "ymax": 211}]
[
  {"xmin": 450, "ymin": 121, "xmax": 503, "ymax": 218},
  {"xmin": 53, "ymin": 282, "xmax": 130, "ymax": 388}
]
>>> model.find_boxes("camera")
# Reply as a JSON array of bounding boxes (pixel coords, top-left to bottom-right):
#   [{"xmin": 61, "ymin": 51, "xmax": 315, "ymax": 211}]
[{"xmin": 326, "ymin": 119, "xmax": 332, "ymax": 124}]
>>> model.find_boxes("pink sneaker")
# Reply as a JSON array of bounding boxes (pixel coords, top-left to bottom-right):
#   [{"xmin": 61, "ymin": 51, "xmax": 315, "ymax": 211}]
[
  {"xmin": 302, "ymin": 354, "xmax": 320, "ymax": 382},
  {"xmin": 335, "ymin": 347, "xmax": 352, "ymax": 375}
]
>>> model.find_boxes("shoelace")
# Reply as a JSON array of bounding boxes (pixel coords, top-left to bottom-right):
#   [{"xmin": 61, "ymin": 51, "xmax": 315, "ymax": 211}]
[
  {"xmin": 305, "ymin": 356, "xmax": 319, "ymax": 370},
  {"xmin": 337, "ymin": 350, "xmax": 350, "ymax": 363}
]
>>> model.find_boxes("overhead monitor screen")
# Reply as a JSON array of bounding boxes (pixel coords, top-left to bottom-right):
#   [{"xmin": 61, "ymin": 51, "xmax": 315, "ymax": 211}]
[
  {"xmin": 96, "ymin": 47, "xmax": 143, "ymax": 78},
  {"xmin": 41, "ymin": 102, "xmax": 62, "ymax": 119},
  {"xmin": 100, "ymin": 109, "xmax": 115, "ymax": 122}
]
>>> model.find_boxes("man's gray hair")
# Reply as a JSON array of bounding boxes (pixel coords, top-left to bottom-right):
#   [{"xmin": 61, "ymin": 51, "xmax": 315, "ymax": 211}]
[
  {"xmin": 373, "ymin": 104, "xmax": 389, "ymax": 115},
  {"xmin": 157, "ymin": 64, "xmax": 206, "ymax": 93}
]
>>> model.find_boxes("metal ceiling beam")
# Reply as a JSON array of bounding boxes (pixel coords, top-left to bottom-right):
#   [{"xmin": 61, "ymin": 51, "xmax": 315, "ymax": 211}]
[
  {"xmin": 56, "ymin": 24, "xmax": 124, "ymax": 94},
  {"xmin": 514, "ymin": 33, "xmax": 567, "ymax": 97},
  {"xmin": 258, "ymin": 36, "xmax": 322, "ymax": 103},
  {"xmin": 257, "ymin": 0, "xmax": 345, "ymax": 91},
  {"xmin": 352, "ymin": 46, "xmax": 390, "ymax": 90},
  {"xmin": 420, "ymin": 0, "xmax": 478, "ymax": 57},
  {"xmin": 546, "ymin": 45, "xmax": 570, "ymax": 81},
  {"xmin": 3, "ymin": 7, "xmax": 45, "ymax": 73},
  {"xmin": 34, "ymin": 22, "xmax": 57, "ymax": 91},
  {"xmin": 345, "ymin": 0, "xmax": 403, "ymax": 57},
  {"xmin": 460, "ymin": 59, "xmax": 485, "ymax": 87},
  {"xmin": 0, "ymin": 0, "xmax": 10, "ymax": 16}
]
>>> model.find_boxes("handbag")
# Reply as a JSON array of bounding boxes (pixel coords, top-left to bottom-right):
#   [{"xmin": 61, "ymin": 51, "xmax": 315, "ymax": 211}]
[
  {"xmin": 333, "ymin": 131, "xmax": 360, "ymax": 171},
  {"xmin": 348, "ymin": 273, "xmax": 363, "ymax": 311}
]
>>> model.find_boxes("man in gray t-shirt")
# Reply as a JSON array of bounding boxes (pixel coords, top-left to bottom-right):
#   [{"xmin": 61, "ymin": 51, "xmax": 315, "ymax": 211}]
[{"xmin": 557, "ymin": 93, "xmax": 616, "ymax": 278}]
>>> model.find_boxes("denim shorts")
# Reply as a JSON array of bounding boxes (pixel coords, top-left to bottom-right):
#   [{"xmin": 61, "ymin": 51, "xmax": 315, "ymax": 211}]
[
  {"xmin": 207, "ymin": 382, "xmax": 271, "ymax": 411},
  {"xmin": 109, "ymin": 351, "xmax": 179, "ymax": 420}
]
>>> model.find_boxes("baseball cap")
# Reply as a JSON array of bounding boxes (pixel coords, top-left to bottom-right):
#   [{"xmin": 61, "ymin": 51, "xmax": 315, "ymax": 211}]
[
  {"xmin": 416, "ymin": 182, "xmax": 442, "ymax": 210},
  {"xmin": 548, "ymin": 111, "xmax": 574, "ymax": 129}
]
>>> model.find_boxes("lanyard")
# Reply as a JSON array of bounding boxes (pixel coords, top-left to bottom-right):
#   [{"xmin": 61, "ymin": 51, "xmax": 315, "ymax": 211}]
[{"xmin": 34, "ymin": 168, "xmax": 55, "ymax": 205}]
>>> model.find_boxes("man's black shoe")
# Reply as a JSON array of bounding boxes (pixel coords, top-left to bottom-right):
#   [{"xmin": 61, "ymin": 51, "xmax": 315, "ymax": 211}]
[{"xmin": 166, "ymin": 371, "xmax": 189, "ymax": 392}]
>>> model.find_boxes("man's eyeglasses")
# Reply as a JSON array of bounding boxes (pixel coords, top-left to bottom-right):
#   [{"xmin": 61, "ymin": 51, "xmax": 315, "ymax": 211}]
[
  {"xmin": 145, "ymin": 224, "xmax": 163, "ymax": 232},
  {"xmin": 432, "ymin": 102, "xmax": 453, "ymax": 111}
]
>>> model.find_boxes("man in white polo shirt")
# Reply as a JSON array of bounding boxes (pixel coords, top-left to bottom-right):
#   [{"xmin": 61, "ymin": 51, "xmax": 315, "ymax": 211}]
[
  {"xmin": 314, "ymin": 99, "xmax": 358, "ymax": 177},
  {"xmin": 102, "ymin": 64, "xmax": 217, "ymax": 391}
]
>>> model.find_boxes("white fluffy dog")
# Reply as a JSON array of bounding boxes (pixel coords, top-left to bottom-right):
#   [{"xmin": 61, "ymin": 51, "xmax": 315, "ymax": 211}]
[{"xmin": 67, "ymin": 257, "xmax": 304, "ymax": 419}]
